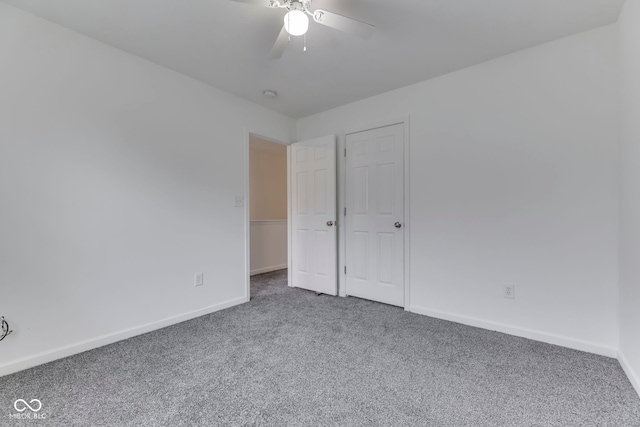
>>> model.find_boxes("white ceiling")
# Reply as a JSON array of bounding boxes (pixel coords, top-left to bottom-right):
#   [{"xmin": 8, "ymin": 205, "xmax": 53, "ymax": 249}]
[{"xmin": 2, "ymin": 0, "xmax": 624, "ymax": 118}]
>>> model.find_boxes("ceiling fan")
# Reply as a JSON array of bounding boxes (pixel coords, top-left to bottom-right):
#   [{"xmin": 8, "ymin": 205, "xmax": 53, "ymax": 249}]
[{"xmin": 229, "ymin": 0, "xmax": 375, "ymax": 59}]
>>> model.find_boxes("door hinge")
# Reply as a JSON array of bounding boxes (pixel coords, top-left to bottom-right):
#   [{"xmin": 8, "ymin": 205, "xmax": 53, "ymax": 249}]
[
  {"xmin": 344, "ymin": 207, "xmax": 347, "ymax": 216},
  {"xmin": 344, "ymin": 266, "xmax": 347, "ymax": 274},
  {"xmin": 344, "ymin": 148, "xmax": 347, "ymax": 157}
]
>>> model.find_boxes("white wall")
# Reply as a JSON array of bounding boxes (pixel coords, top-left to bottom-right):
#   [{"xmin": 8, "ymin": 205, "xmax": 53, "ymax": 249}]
[
  {"xmin": 250, "ymin": 221, "xmax": 287, "ymax": 275},
  {"xmin": 297, "ymin": 25, "xmax": 620, "ymax": 356},
  {"xmin": 249, "ymin": 137, "xmax": 287, "ymax": 220},
  {"xmin": 0, "ymin": 3, "xmax": 295, "ymax": 375},
  {"xmin": 618, "ymin": 0, "xmax": 640, "ymax": 396}
]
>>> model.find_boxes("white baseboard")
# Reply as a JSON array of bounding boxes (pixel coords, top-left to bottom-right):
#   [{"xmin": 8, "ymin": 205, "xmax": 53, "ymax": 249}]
[
  {"xmin": 618, "ymin": 350, "xmax": 640, "ymax": 398},
  {"xmin": 250, "ymin": 264, "xmax": 287, "ymax": 276},
  {"xmin": 410, "ymin": 305, "xmax": 617, "ymax": 358},
  {"xmin": 0, "ymin": 296, "xmax": 246, "ymax": 377}
]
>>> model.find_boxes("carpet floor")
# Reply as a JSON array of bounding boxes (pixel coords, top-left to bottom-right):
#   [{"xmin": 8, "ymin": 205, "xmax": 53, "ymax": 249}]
[{"xmin": 1, "ymin": 269, "xmax": 639, "ymax": 426}]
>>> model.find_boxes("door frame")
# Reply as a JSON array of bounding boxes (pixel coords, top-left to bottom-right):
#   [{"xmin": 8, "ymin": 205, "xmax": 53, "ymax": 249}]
[
  {"xmin": 244, "ymin": 130, "xmax": 291, "ymax": 302},
  {"xmin": 340, "ymin": 117, "xmax": 411, "ymax": 310}
]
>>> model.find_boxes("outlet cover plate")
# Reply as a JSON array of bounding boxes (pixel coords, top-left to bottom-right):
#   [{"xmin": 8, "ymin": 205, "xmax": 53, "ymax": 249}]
[{"xmin": 504, "ymin": 284, "xmax": 515, "ymax": 299}]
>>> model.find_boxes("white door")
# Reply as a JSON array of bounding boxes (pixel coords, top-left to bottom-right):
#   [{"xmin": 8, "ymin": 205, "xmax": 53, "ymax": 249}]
[
  {"xmin": 290, "ymin": 135, "xmax": 338, "ymax": 295},
  {"xmin": 345, "ymin": 124, "xmax": 405, "ymax": 307}
]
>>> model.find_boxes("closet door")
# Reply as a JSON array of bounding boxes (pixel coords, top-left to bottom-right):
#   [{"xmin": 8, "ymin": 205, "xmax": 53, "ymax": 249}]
[{"xmin": 345, "ymin": 124, "xmax": 405, "ymax": 307}]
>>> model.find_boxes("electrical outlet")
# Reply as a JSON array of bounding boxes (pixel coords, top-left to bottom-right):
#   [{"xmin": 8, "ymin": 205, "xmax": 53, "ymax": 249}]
[
  {"xmin": 504, "ymin": 284, "xmax": 515, "ymax": 299},
  {"xmin": 195, "ymin": 273, "xmax": 204, "ymax": 287}
]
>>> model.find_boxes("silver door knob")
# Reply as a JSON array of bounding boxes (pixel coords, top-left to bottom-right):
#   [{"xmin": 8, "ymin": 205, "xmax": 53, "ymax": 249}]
[
  {"xmin": 394, "ymin": 222, "xmax": 402, "ymax": 228},
  {"xmin": 327, "ymin": 221, "xmax": 334, "ymax": 227}
]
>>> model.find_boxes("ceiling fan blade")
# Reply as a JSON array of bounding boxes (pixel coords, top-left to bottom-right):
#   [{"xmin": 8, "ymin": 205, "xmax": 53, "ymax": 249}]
[
  {"xmin": 312, "ymin": 9, "xmax": 375, "ymax": 38},
  {"xmin": 228, "ymin": 0, "xmax": 278, "ymax": 7},
  {"xmin": 269, "ymin": 25, "xmax": 289, "ymax": 59}
]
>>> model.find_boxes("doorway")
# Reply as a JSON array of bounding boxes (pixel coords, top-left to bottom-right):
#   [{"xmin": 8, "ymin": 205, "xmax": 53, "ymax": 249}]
[{"xmin": 248, "ymin": 134, "xmax": 289, "ymax": 298}]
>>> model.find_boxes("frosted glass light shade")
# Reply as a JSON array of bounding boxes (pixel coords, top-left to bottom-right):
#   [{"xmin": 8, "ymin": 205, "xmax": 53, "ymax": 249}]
[{"xmin": 284, "ymin": 10, "xmax": 309, "ymax": 36}]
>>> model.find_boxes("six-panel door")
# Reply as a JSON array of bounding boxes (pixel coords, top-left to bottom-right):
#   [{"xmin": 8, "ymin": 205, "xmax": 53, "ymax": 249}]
[
  {"xmin": 290, "ymin": 135, "xmax": 338, "ymax": 296},
  {"xmin": 345, "ymin": 124, "xmax": 405, "ymax": 307}
]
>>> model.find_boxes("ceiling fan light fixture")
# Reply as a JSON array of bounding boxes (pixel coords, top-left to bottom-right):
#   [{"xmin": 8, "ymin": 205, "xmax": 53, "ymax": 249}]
[{"xmin": 284, "ymin": 9, "xmax": 309, "ymax": 36}]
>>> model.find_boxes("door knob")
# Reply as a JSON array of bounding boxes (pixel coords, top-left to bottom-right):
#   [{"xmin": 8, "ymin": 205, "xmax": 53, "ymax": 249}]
[
  {"xmin": 327, "ymin": 221, "xmax": 334, "ymax": 227},
  {"xmin": 394, "ymin": 222, "xmax": 402, "ymax": 228}
]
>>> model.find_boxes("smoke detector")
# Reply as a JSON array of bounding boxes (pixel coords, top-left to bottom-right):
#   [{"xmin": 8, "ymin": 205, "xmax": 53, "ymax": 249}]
[{"xmin": 262, "ymin": 89, "xmax": 278, "ymax": 99}]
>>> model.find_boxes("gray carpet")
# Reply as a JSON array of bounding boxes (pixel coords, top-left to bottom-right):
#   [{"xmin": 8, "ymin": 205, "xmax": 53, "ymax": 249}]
[{"xmin": 1, "ymin": 269, "xmax": 639, "ymax": 426}]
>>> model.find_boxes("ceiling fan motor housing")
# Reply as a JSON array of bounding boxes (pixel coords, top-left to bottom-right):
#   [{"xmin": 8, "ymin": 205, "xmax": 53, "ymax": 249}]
[{"xmin": 289, "ymin": 1, "xmax": 311, "ymax": 12}]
